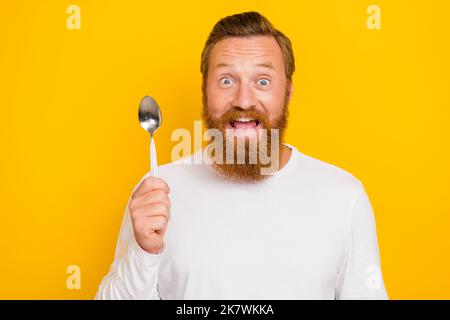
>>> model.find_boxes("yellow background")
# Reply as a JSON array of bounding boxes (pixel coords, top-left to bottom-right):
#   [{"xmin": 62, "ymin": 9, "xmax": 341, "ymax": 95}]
[{"xmin": 1, "ymin": 0, "xmax": 449, "ymax": 299}]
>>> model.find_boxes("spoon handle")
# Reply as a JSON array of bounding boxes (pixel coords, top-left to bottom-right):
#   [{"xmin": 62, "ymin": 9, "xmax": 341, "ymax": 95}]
[{"xmin": 150, "ymin": 135, "xmax": 159, "ymax": 177}]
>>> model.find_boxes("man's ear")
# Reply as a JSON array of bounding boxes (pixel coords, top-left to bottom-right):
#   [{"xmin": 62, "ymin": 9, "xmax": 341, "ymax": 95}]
[
  {"xmin": 288, "ymin": 81, "xmax": 294, "ymax": 103},
  {"xmin": 201, "ymin": 77, "xmax": 208, "ymax": 106},
  {"xmin": 201, "ymin": 77, "xmax": 207, "ymax": 95}
]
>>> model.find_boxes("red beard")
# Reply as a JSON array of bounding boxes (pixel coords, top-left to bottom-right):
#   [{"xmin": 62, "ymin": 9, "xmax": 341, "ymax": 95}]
[{"xmin": 201, "ymin": 90, "xmax": 290, "ymax": 183}]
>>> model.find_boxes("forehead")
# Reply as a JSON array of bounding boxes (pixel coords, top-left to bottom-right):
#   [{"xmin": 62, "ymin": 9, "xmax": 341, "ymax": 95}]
[{"xmin": 209, "ymin": 35, "xmax": 284, "ymax": 69}]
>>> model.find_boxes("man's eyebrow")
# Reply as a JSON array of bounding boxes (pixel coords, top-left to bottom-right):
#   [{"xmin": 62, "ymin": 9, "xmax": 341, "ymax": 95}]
[
  {"xmin": 255, "ymin": 62, "xmax": 274, "ymax": 69},
  {"xmin": 215, "ymin": 62, "xmax": 234, "ymax": 68},
  {"xmin": 215, "ymin": 62, "xmax": 275, "ymax": 69}
]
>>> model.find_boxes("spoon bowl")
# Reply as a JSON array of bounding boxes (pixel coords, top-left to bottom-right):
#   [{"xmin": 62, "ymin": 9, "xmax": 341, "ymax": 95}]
[
  {"xmin": 138, "ymin": 95, "xmax": 162, "ymax": 177},
  {"xmin": 139, "ymin": 96, "xmax": 162, "ymax": 136}
]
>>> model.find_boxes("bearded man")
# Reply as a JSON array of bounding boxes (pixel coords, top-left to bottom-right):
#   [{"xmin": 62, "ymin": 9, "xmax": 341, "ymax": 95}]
[{"xmin": 96, "ymin": 11, "xmax": 388, "ymax": 300}]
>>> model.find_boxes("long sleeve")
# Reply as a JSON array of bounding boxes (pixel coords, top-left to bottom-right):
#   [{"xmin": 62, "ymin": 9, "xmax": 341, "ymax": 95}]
[
  {"xmin": 335, "ymin": 182, "xmax": 389, "ymax": 300},
  {"xmin": 95, "ymin": 175, "xmax": 163, "ymax": 300}
]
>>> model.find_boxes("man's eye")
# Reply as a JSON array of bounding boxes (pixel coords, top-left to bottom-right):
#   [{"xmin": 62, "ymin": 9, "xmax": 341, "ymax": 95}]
[
  {"xmin": 258, "ymin": 79, "xmax": 270, "ymax": 86},
  {"xmin": 220, "ymin": 78, "xmax": 232, "ymax": 86}
]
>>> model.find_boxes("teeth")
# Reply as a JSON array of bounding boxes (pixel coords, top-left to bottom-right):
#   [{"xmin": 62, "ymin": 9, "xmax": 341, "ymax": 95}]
[{"xmin": 236, "ymin": 117, "xmax": 254, "ymax": 122}]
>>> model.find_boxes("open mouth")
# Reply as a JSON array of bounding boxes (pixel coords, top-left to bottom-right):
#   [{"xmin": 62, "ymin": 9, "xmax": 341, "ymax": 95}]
[{"xmin": 228, "ymin": 117, "xmax": 261, "ymax": 130}]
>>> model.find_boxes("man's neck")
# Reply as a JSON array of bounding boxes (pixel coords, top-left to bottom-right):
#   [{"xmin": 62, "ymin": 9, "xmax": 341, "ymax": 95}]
[{"xmin": 278, "ymin": 144, "xmax": 292, "ymax": 171}]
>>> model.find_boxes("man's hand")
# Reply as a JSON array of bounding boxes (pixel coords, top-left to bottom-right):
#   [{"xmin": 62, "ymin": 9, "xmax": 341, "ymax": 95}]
[{"xmin": 129, "ymin": 177, "xmax": 171, "ymax": 254}]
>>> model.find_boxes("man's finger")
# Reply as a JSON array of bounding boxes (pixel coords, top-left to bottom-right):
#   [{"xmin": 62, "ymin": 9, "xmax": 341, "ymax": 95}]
[{"xmin": 132, "ymin": 177, "xmax": 170, "ymax": 199}]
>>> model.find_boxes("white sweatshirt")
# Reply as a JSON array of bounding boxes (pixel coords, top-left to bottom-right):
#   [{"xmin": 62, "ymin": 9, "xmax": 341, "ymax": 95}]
[{"xmin": 95, "ymin": 143, "xmax": 388, "ymax": 300}]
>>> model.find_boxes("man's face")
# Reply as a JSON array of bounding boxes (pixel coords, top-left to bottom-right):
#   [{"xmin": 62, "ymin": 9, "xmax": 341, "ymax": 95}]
[{"xmin": 202, "ymin": 35, "xmax": 293, "ymax": 182}]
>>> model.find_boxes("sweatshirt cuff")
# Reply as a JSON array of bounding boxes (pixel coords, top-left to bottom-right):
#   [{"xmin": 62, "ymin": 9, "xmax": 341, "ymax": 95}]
[{"xmin": 130, "ymin": 237, "xmax": 164, "ymax": 266}]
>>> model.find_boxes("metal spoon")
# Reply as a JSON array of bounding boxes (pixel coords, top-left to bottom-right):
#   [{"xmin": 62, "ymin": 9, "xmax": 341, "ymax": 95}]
[{"xmin": 138, "ymin": 96, "xmax": 162, "ymax": 177}]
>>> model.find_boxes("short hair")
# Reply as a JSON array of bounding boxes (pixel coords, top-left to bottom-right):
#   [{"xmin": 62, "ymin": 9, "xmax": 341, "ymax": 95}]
[{"xmin": 200, "ymin": 11, "xmax": 295, "ymax": 82}]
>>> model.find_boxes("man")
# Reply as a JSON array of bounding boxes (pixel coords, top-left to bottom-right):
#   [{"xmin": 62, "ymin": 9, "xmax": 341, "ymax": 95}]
[{"xmin": 95, "ymin": 11, "xmax": 388, "ymax": 299}]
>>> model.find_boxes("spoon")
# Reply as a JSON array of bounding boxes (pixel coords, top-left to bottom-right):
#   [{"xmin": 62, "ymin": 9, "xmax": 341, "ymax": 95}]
[{"xmin": 138, "ymin": 96, "xmax": 162, "ymax": 177}]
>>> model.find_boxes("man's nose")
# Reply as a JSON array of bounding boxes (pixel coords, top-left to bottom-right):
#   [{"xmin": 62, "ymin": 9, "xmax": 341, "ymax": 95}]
[{"xmin": 232, "ymin": 82, "xmax": 257, "ymax": 110}]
